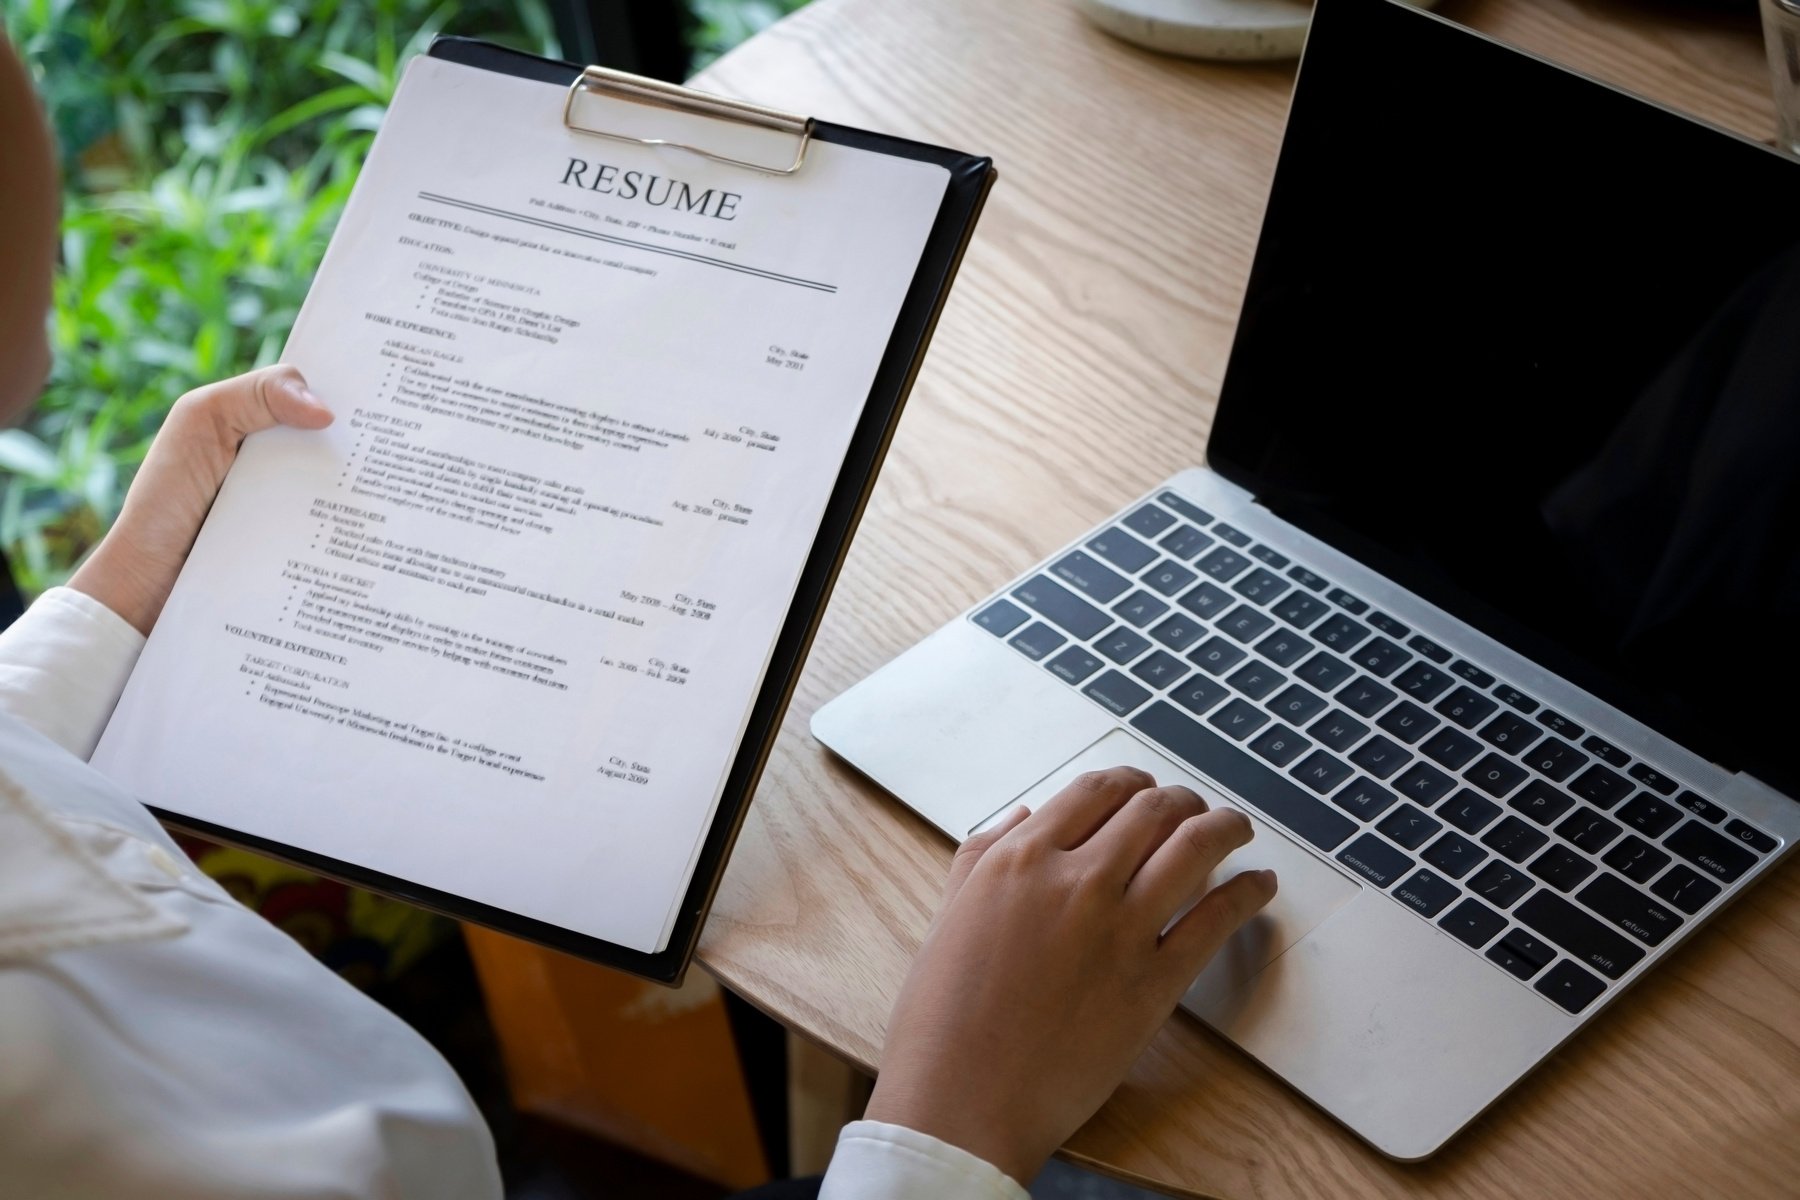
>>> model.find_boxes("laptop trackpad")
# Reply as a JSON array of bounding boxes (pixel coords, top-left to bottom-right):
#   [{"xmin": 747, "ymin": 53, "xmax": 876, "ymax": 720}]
[{"xmin": 981, "ymin": 730, "xmax": 1359, "ymax": 999}]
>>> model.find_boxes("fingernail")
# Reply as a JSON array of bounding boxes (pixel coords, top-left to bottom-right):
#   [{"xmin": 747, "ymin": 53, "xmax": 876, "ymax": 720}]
[
  {"xmin": 1258, "ymin": 869, "xmax": 1279, "ymax": 887},
  {"xmin": 284, "ymin": 376, "xmax": 327, "ymax": 410}
]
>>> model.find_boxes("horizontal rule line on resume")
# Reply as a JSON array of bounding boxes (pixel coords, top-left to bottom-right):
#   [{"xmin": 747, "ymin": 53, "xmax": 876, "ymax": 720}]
[{"xmin": 416, "ymin": 192, "xmax": 839, "ymax": 293}]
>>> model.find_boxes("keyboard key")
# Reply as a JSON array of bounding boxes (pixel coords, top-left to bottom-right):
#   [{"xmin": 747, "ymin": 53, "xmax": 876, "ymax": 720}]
[
  {"xmin": 1535, "ymin": 708, "xmax": 1584, "ymax": 738},
  {"xmin": 1439, "ymin": 898, "xmax": 1507, "ymax": 949},
  {"xmin": 1217, "ymin": 605, "xmax": 1276, "ymax": 644},
  {"xmin": 1226, "ymin": 661, "xmax": 1285, "ymax": 701},
  {"xmin": 1337, "ymin": 677, "xmax": 1396, "ymax": 718},
  {"xmin": 1176, "ymin": 581, "xmax": 1234, "ymax": 620},
  {"xmin": 1096, "ymin": 627, "xmax": 1152, "ymax": 664},
  {"xmin": 1662, "ymin": 823, "xmax": 1753, "ymax": 883},
  {"xmin": 1673, "ymin": 790, "xmax": 1727, "ymax": 824},
  {"xmin": 1156, "ymin": 492, "xmax": 1213, "ymax": 526},
  {"xmin": 1249, "ymin": 544, "xmax": 1290, "ymax": 569},
  {"xmin": 1394, "ymin": 763, "xmax": 1455, "ymax": 805},
  {"xmin": 1013, "ymin": 575, "xmax": 1110, "ymax": 639},
  {"xmin": 1377, "ymin": 700, "xmax": 1440, "ymax": 745},
  {"xmin": 1313, "ymin": 614, "xmax": 1371, "ymax": 653},
  {"xmin": 1158, "ymin": 524, "xmax": 1213, "ymax": 561},
  {"xmin": 1523, "ymin": 736, "xmax": 1588, "ymax": 783},
  {"xmin": 1377, "ymin": 803, "xmax": 1442, "ymax": 850},
  {"xmin": 1289, "ymin": 750, "xmax": 1354, "ymax": 795},
  {"xmin": 1581, "ymin": 735, "xmax": 1631, "ymax": 768},
  {"xmin": 1407, "ymin": 634, "xmax": 1451, "ymax": 664},
  {"xmin": 1650, "ymin": 864, "xmax": 1722, "ymax": 915},
  {"xmin": 1250, "ymin": 724, "xmax": 1311, "ymax": 768},
  {"xmin": 1141, "ymin": 559, "xmax": 1198, "ymax": 597},
  {"xmin": 1528, "ymin": 845, "xmax": 1596, "ymax": 892},
  {"xmin": 1087, "ymin": 527, "xmax": 1157, "ymax": 572},
  {"xmin": 1508, "ymin": 780, "xmax": 1575, "ymax": 825},
  {"xmin": 1617, "ymin": 793, "xmax": 1681, "ymax": 839},
  {"xmin": 1296, "ymin": 653, "xmax": 1355, "ymax": 692},
  {"xmin": 1131, "ymin": 701, "xmax": 1356, "ymax": 850},
  {"xmin": 1309, "ymin": 710, "xmax": 1370, "ymax": 753},
  {"xmin": 1082, "ymin": 670, "xmax": 1151, "ymax": 716},
  {"xmin": 1208, "ymin": 698, "xmax": 1271, "ymax": 741},
  {"xmin": 1628, "ymin": 763, "xmax": 1678, "ymax": 795},
  {"xmin": 1348, "ymin": 735, "xmax": 1410, "ymax": 780},
  {"xmin": 1196, "ymin": 546, "xmax": 1252, "ymax": 582},
  {"xmin": 1602, "ymin": 834, "xmax": 1672, "ymax": 884},
  {"xmin": 1435, "ymin": 686, "xmax": 1497, "ymax": 729},
  {"xmin": 1046, "ymin": 647, "xmax": 1103, "ymax": 686},
  {"xmin": 1266, "ymin": 684, "xmax": 1328, "ymax": 726},
  {"xmin": 1009, "ymin": 621, "xmax": 1066, "ymax": 661},
  {"xmin": 1463, "ymin": 752, "xmax": 1527, "ymax": 799},
  {"xmin": 1515, "ymin": 890, "xmax": 1644, "ymax": 979},
  {"xmin": 1050, "ymin": 550, "xmax": 1131, "ymax": 602},
  {"xmin": 1478, "ymin": 712, "xmax": 1541, "ymax": 755},
  {"xmin": 1536, "ymin": 960, "xmax": 1606, "ymax": 1013},
  {"xmin": 1482, "ymin": 815, "xmax": 1550, "ymax": 863},
  {"xmin": 1123, "ymin": 503, "xmax": 1178, "ymax": 538},
  {"xmin": 1232, "ymin": 568, "xmax": 1290, "ymax": 604},
  {"xmin": 1170, "ymin": 674, "xmax": 1231, "ymax": 717},
  {"xmin": 1212, "ymin": 523, "xmax": 1252, "ymax": 548},
  {"xmin": 1421, "ymin": 728, "xmax": 1481, "ymax": 771},
  {"xmin": 1333, "ymin": 778, "xmax": 1397, "ymax": 821},
  {"xmin": 1112, "ymin": 591, "xmax": 1169, "ymax": 628},
  {"xmin": 1556, "ymin": 808, "xmax": 1622, "ymax": 855},
  {"xmin": 1449, "ymin": 660, "xmax": 1496, "ymax": 688},
  {"xmin": 1394, "ymin": 662, "xmax": 1455, "ymax": 703},
  {"xmin": 1254, "ymin": 628, "xmax": 1314, "ymax": 668},
  {"xmin": 1394, "ymin": 868, "xmax": 1460, "ymax": 917},
  {"xmin": 1569, "ymin": 764, "xmax": 1633, "ymax": 810},
  {"xmin": 1274, "ymin": 592, "xmax": 1329, "ymax": 629},
  {"xmin": 1442, "ymin": 789, "xmax": 1503, "ymax": 834},
  {"xmin": 1422, "ymin": 831, "xmax": 1485, "ymax": 878},
  {"xmin": 1468, "ymin": 860, "xmax": 1533, "ymax": 907},
  {"xmin": 974, "ymin": 599, "xmax": 1029, "ymax": 636},
  {"xmin": 1351, "ymin": 637, "xmax": 1411, "ymax": 678},
  {"xmin": 1148, "ymin": 614, "xmax": 1207, "ymax": 652},
  {"xmin": 1578, "ymin": 873, "xmax": 1681, "ymax": 947},
  {"xmin": 1189, "ymin": 636, "xmax": 1247, "ymax": 676},
  {"xmin": 1724, "ymin": 818, "xmax": 1778, "ymax": 854},
  {"xmin": 1131, "ymin": 650, "xmax": 1189, "ymax": 688},
  {"xmin": 1367, "ymin": 612, "xmax": 1409, "ymax": 638},
  {"xmin": 1494, "ymin": 685, "xmax": 1539, "ymax": 714},
  {"xmin": 1287, "ymin": 565, "xmax": 1327, "ymax": 591},
  {"xmin": 1327, "ymin": 587, "xmax": 1368, "ymax": 614},
  {"xmin": 1487, "ymin": 928, "xmax": 1553, "ymax": 980},
  {"xmin": 1337, "ymin": 833, "xmax": 1413, "ymax": 887}
]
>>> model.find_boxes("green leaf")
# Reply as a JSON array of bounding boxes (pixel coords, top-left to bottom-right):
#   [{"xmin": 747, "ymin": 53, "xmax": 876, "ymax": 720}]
[{"xmin": 0, "ymin": 430, "xmax": 60, "ymax": 478}]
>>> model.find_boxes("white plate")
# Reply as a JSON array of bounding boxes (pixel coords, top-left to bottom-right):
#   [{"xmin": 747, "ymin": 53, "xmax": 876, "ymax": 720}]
[{"xmin": 1076, "ymin": 0, "xmax": 1440, "ymax": 61}]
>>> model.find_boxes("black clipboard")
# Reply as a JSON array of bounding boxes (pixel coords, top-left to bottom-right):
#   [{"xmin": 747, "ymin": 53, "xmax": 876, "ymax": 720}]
[{"xmin": 157, "ymin": 36, "xmax": 995, "ymax": 984}]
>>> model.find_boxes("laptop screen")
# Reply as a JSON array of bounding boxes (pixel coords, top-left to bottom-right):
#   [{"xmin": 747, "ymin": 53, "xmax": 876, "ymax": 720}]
[{"xmin": 1208, "ymin": 0, "xmax": 1800, "ymax": 798}]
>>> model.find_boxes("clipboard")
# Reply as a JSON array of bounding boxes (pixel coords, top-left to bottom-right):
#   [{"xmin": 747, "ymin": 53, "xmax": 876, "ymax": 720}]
[{"xmin": 153, "ymin": 35, "xmax": 995, "ymax": 985}]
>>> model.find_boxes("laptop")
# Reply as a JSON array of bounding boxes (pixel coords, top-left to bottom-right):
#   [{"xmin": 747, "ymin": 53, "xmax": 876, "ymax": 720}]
[{"xmin": 811, "ymin": 0, "xmax": 1800, "ymax": 1161}]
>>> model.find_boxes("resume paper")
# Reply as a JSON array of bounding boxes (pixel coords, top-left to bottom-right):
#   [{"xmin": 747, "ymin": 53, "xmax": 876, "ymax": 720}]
[{"xmin": 93, "ymin": 56, "xmax": 948, "ymax": 953}]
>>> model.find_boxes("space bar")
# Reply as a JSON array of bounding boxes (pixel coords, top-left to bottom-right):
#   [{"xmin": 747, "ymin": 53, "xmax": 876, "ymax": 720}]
[{"xmin": 1130, "ymin": 701, "xmax": 1357, "ymax": 851}]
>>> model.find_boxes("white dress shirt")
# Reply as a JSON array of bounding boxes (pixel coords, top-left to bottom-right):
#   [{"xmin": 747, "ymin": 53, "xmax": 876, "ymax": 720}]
[{"xmin": 0, "ymin": 587, "xmax": 1025, "ymax": 1200}]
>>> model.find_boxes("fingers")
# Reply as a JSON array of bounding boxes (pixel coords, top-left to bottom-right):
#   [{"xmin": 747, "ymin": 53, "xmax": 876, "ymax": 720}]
[
  {"xmin": 1024, "ymin": 766, "xmax": 1157, "ymax": 849},
  {"xmin": 1157, "ymin": 867, "xmax": 1279, "ymax": 981},
  {"xmin": 1127, "ymin": 806, "xmax": 1256, "ymax": 916},
  {"xmin": 180, "ymin": 364, "xmax": 334, "ymax": 443},
  {"xmin": 944, "ymin": 805, "xmax": 1030, "ymax": 905},
  {"xmin": 1081, "ymin": 783, "xmax": 1209, "ymax": 885}
]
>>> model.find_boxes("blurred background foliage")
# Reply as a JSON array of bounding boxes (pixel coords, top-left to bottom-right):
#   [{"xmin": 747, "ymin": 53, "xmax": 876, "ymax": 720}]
[{"xmin": 0, "ymin": 0, "xmax": 808, "ymax": 597}]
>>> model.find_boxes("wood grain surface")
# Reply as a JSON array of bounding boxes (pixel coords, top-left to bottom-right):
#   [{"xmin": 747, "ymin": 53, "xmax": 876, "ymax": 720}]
[{"xmin": 689, "ymin": 2, "xmax": 1800, "ymax": 1196}]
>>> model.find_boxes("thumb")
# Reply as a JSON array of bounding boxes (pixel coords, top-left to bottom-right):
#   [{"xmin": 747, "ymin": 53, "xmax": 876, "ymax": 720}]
[
  {"xmin": 189, "ymin": 364, "xmax": 334, "ymax": 441},
  {"xmin": 943, "ymin": 805, "xmax": 1030, "ymax": 906}
]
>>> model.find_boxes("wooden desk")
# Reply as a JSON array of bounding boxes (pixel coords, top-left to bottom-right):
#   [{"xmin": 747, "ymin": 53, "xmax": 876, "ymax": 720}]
[{"xmin": 692, "ymin": 2, "xmax": 1800, "ymax": 1196}]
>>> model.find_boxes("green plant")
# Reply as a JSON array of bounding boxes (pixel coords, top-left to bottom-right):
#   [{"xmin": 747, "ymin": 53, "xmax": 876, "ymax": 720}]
[{"xmin": 688, "ymin": 0, "xmax": 809, "ymax": 71}]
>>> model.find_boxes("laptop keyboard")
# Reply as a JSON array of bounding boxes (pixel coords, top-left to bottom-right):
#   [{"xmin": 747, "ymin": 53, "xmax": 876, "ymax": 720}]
[{"xmin": 971, "ymin": 491, "xmax": 1782, "ymax": 1014}]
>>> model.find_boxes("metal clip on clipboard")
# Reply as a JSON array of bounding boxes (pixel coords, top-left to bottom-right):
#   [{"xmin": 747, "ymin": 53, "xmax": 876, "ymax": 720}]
[{"xmin": 562, "ymin": 65, "xmax": 815, "ymax": 176}]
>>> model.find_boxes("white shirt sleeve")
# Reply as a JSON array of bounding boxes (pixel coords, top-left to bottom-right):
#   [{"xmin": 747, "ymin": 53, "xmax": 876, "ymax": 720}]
[
  {"xmin": 0, "ymin": 586, "xmax": 145, "ymax": 758},
  {"xmin": 820, "ymin": 1120, "xmax": 1030, "ymax": 1200}
]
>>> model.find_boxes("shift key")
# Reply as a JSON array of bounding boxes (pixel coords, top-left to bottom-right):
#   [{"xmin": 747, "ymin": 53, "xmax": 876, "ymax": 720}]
[
  {"xmin": 1515, "ymin": 890, "xmax": 1645, "ymax": 979},
  {"xmin": 1012, "ymin": 575, "xmax": 1110, "ymax": 639}
]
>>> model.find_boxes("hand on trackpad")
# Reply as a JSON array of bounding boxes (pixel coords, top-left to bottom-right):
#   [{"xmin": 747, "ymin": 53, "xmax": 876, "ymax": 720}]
[{"xmin": 978, "ymin": 729, "xmax": 1360, "ymax": 993}]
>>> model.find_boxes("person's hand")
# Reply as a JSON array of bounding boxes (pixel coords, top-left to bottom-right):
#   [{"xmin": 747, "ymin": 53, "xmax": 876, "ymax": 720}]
[
  {"xmin": 864, "ymin": 766, "xmax": 1278, "ymax": 1185},
  {"xmin": 69, "ymin": 365, "xmax": 332, "ymax": 634}
]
